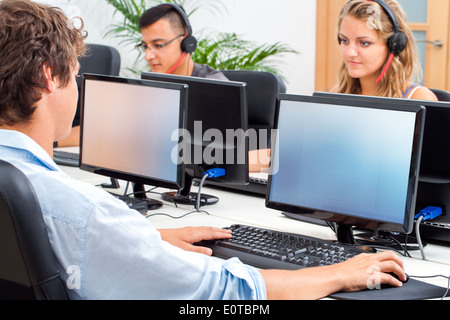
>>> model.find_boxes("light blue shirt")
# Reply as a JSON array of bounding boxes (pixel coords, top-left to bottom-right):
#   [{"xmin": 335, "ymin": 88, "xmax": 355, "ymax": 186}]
[{"xmin": 0, "ymin": 129, "xmax": 267, "ymax": 300}]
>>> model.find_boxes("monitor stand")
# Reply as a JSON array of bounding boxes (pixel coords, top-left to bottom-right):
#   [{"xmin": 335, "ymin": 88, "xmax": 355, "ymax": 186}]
[
  {"xmin": 283, "ymin": 212, "xmax": 374, "ymax": 251},
  {"xmin": 334, "ymin": 224, "xmax": 377, "ymax": 253},
  {"xmin": 283, "ymin": 212, "xmax": 419, "ymax": 252},
  {"xmin": 337, "ymin": 224, "xmax": 422, "ymax": 252},
  {"xmin": 161, "ymin": 174, "xmax": 219, "ymax": 207},
  {"xmin": 101, "ymin": 178, "xmax": 120, "ymax": 189},
  {"xmin": 355, "ymin": 229, "xmax": 423, "ymax": 252},
  {"xmin": 133, "ymin": 183, "xmax": 164, "ymax": 211}
]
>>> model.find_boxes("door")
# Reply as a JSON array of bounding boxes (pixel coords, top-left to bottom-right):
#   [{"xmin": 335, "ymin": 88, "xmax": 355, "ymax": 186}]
[{"xmin": 315, "ymin": 0, "xmax": 450, "ymax": 92}]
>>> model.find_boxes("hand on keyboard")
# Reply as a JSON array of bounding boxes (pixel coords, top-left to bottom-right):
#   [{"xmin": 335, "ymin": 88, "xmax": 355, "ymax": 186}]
[
  {"xmin": 196, "ymin": 224, "xmax": 407, "ymax": 300},
  {"xmin": 198, "ymin": 224, "xmax": 365, "ymax": 270},
  {"xmin": 160, "ymin": 227, "xmax": 233, "ymax": 256}
]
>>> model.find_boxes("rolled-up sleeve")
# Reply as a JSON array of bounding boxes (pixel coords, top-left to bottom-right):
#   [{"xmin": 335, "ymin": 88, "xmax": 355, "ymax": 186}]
[{"xmin": 209, "ymin": 258, "xmax": 267, "ymax": 300}]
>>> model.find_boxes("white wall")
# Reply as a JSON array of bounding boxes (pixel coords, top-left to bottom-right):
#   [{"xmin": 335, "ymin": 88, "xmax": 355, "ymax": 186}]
[{"xmin": 40, "ymin": 0, "xmax": 317, "ymax": 94}]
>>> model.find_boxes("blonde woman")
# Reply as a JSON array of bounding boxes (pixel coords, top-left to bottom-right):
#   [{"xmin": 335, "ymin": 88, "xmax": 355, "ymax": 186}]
[
  {"xmin": 250, "ymin": 0, "xmax": 438, "ymax": 172},
  {"xmin": 333, "ymin": 0, "xmax": 437, "ymax": 101}
]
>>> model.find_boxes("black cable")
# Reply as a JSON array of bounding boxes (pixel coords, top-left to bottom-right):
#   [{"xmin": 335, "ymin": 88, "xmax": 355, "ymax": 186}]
[
  {"xmin": 445, "ymin": 276, "xmax": 450, "ymax": 300},
  {"xmin": 144, "ymin": 175, "xmax": 211, "ymax": 219},
  {"xmin": 408, "ymin": 274, "xmax": 450, "ymax": 300},
  {"xmin": 145, "ymin": 209, "xmax": 209, "ymax": 220},
  {"xmin": 404, "ymin": 233, "xmax": 409, "ymax": 257},
  {"xmin": 389, "ymin": 234, "xmax": 412, "ymax": 258}
]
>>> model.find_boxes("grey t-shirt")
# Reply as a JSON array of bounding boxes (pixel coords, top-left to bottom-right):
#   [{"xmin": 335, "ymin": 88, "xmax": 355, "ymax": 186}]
[{"xmin": 192, "ymin": 63, "xmax": 228, "ymax": 81}]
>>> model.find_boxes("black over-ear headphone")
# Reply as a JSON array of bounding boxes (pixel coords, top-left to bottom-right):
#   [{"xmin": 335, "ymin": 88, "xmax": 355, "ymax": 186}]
[
  {"xmin": 339, "ymin": 0, "xmax": 407, "ymax": 55},
  {"xmin": 158, "ymin": 3, "xmax": 198, "ymax": 54}
]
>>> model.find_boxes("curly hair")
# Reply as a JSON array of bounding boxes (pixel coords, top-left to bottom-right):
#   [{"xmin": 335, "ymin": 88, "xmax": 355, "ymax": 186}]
[
  {"xmin": 0, "ymin": 0, "xmax": 87, "ymax": 126},
  {"xmin": 336, "ymin": 0, "xmax": 422, "ymax": 97}
]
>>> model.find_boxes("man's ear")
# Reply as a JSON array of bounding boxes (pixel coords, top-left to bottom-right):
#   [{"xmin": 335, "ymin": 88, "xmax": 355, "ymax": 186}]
[{"xmin": 42, "ymin": 62, "xmax": 56, "ymax": 92}]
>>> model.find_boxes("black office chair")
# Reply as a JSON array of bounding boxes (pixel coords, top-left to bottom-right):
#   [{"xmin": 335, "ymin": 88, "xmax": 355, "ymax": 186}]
[
  {"xmin": 430, "ymin": 88, "xmax": 450, "ymax": 102},
  {"xmin": 221, "ymin": 70, "xmax": 287, "ymax": 150},
  {"xmin": 0, "ymin": 160, "xmax": 69, "ymax": 300},
  {"xmin": 73, "ymin": 43, "xmax": 121, "ymax": 127},
  {"xmin": 79, "ymin": 43, "xmax": 121, "ymax": 78}
]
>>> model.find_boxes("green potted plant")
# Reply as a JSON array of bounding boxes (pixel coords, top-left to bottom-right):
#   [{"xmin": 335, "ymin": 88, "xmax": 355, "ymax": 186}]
[{"xmin": 104, "ymin": 0, "xmax": 298, "ymax": 80}]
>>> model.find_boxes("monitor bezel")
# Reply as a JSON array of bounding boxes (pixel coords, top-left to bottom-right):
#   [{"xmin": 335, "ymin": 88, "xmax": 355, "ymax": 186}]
[
  {"xmin": 141, "ymin": 71, "xmax": 250, "ymax": 185},
  {"xmin": 266, "ymin": 94, "xmax": 426, "ymax": 235},
  {"xmin": 79, "ymin": 73, "xmax": 189, "ymax": 190}
]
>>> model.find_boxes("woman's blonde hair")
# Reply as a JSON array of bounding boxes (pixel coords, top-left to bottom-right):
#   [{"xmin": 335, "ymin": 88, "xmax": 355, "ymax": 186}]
[{"xmin": 336, "ymin": 0, "xmax": 422, "ymax": 97}]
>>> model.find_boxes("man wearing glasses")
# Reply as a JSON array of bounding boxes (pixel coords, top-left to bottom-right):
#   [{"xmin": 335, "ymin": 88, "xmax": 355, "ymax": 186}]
[{"xmin": 138, "ymin": 4, "xmax": 228, "ymax": 80}]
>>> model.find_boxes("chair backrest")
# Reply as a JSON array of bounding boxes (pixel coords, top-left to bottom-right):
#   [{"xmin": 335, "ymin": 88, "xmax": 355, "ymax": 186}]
[
  {"xmin": 73, "ymin": 43, "xmax": 121, "ymax": 126},
  {"xmin": 430, "ymin": 88, "xmax": 450, "ymax": 102},
  {"xmin": 0, "ymin": 160, "xmax": 69, "ymax": 300},
  {"xmin": 79, "ymin": 43, "xmax": 121, "ymax": 78},
  {"xmin": 221, "ymin": 70, "xmax": 287, "ymax": 150}
]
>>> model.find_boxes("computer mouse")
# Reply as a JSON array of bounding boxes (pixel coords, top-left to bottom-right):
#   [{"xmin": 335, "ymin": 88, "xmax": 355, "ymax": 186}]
[
  {"xmin": 389, "ymin": 272, "xmax": 410, "ymax": 284},
  {"xmin": 380, "ymin": 272, "xmax": 409, "ymax": 289}
]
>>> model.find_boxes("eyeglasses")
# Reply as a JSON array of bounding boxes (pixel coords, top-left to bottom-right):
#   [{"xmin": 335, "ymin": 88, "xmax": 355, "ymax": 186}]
[{"xmin": 136, "ymin": 34, "xmax": 185, "ymax": 53}]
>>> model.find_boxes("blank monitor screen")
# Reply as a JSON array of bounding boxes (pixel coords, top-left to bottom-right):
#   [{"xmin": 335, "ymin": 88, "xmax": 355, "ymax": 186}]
[
  {"xmin": 267, "ymin": 94, "xmax": 425, "ymax": 235},
  {"xmin": 80, "ymin": 74, "xmax": 188, "ymax": 190},
  {"xmin": 313, "ymin": 91, "xmax": 450, "ymax": 183}
]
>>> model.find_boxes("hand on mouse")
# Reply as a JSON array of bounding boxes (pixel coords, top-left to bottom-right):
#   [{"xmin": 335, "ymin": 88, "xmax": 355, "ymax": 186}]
[{"xmin": 333, "ymin": 251, "xmax": 407, "ymax": 292}]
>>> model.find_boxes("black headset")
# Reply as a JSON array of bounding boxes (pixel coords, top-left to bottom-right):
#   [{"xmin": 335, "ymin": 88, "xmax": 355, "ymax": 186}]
[
  {"xmin": 339, "ymin": 0, "xmax": 407, "ymax": 56},
  {"xmin": 158, "ymin": 3, "xmax": 198, "ymax": 54}
]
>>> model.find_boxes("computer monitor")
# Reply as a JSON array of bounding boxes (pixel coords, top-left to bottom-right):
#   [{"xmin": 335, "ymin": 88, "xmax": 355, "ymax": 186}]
[
  {"xmin": 141, "ymin": 72, "xmax": 249, "ymax": 206},
  {"xmin": 266, "ymin": 94, "xmax": 425, "ymax": 246},
  {"xmin": 313, "ymin": 92, "xmax": 450, "ymax": 243},
  {"xmin": 79, "ymin": 74, "xmax": 188, "ymax": 206}
]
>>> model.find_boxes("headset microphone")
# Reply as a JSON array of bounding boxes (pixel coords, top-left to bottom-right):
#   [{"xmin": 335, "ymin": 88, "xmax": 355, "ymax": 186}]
[
  {"xmin": 376, "ymin": 52, "xmax": 394, "ymax": 83},
  {"xmin": 369, "ymin": 0, "xmax": 407, "ymax": 83},
  {"xmin": 157, "ymin": 3, "xmax": 197, "ymax": 75},
  {"xmin": 341, "ymin": 0, "xmax": 408, "ymax": 83},
  {"xmin": 167, "ymin": 52, "xmax": 186, "ymax": 75}
]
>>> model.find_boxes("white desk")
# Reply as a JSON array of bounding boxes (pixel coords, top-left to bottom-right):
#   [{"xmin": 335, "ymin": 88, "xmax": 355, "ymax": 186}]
[{"xmin": 60, "ymin": 162, "xmax": 450, "ymax": 297}]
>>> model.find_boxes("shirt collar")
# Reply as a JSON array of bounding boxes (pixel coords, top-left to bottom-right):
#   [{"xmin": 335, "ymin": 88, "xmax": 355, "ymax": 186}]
[{"xmin": 0, "ymin": 129, "xmax": 60, "ymax": 172}]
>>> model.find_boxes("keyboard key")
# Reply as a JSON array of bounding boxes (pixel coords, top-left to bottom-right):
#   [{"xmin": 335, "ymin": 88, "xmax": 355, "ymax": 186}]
[{"xmin": 197, "ymin": 224, "xmax": 366, "ymax": 270}]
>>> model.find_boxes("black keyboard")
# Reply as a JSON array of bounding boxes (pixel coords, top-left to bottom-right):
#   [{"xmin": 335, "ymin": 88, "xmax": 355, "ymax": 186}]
[
  {"xmin": 198, "ymin": 224, "xmax": 366, "ymax": 270},
  {"xmin": 53, "ymin": 150, "xmax": 80, "ymax": 167}
]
